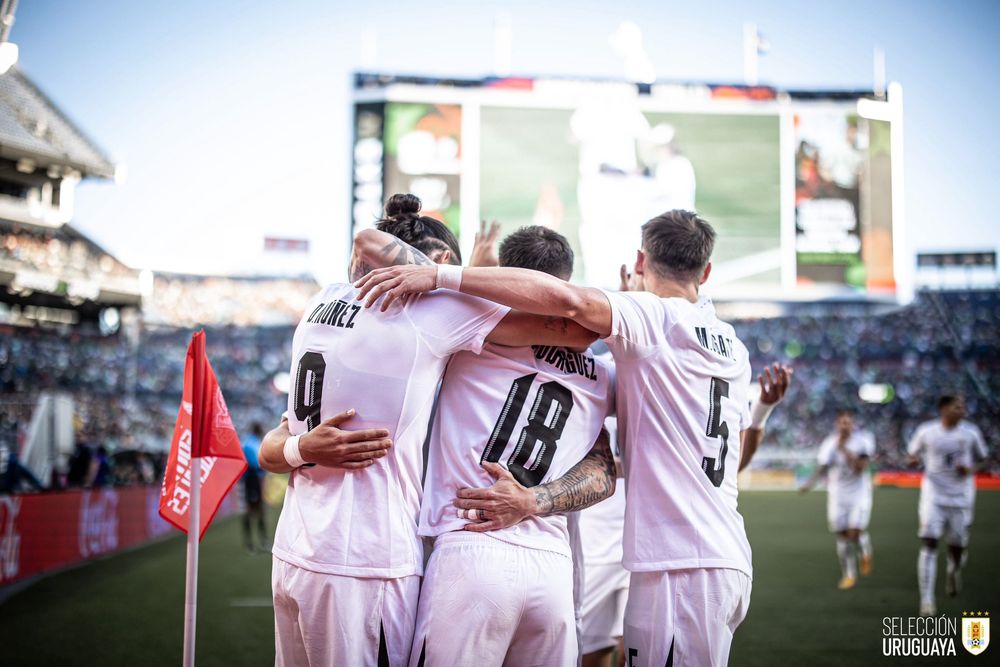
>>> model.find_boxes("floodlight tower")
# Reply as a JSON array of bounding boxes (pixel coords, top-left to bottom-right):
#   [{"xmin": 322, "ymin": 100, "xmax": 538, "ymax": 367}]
[{"xmin": 0, "ymin": 0, "xmax": 18, "ymax": 74}]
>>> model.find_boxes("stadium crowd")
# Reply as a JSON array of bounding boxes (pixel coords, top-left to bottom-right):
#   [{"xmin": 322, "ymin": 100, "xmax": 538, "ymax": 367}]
[
  {"xmin": 735, "ymin": 289, "xmax": 1000, "ymax": 464},
  {"xmin": 1, "ymin": 222, "xmax": 135, "ymax": 280},
  {"xmin": 1, "ymin": 287, "xmax": 997, "ymax": 492},
  {"xmin": 0, "ymin": 322, "xmax": 294, "ymax": 491}
]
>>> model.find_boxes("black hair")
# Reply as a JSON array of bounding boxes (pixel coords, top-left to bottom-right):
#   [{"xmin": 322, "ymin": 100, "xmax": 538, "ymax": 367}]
[
  {"xmin": 938, "ymin": 395, "xmax": 961, "ymax": 411},
  {"xmin": 641, "ymin": 209, "xmax": 716, "ymax": 282},
  {"xmin": 375, "ymin": 193, "xmax": 461, "ymax": 265},
  {"xmin": 498, "ymin": 225, "xmax": 574, "ymax": 279}
]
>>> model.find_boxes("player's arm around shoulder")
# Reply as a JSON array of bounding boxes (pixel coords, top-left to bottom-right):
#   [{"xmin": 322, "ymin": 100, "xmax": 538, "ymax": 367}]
[
  {"xmin": 352, "ymin": 228, "xmax": 434, "ymax": 273},
  {"xmin": 356, "ymin": 263, "xmax": 615, "ymax": 337},
  {"xmin": 485, "ymin": 310, "xmax": 599, "ymax": 349}
]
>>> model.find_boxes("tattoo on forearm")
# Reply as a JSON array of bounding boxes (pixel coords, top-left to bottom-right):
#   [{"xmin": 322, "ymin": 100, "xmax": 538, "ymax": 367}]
[
  {"xmin": 350, "ymin": 260, "xmax": 373, "ymax": 283},
  {"xmin": 381, "ymin": 238, "xmax": 434, "ymax": 267},
  {"xmin": 532, "ymin": 431, "xmax": 615, "ymax": 516},
  {"xmin": 542, "ymin": 316, "xmax": 570, "ymax": 335}
]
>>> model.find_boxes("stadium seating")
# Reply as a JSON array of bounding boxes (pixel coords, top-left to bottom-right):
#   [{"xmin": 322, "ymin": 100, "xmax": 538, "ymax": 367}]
[{"xmin": 1, "ymin": 289, "xmax": 996, "ymax": 490}]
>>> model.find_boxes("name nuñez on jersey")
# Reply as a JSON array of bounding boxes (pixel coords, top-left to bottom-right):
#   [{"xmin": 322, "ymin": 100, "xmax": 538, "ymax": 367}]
[
  {"xmin": 306, "ymin": 300, "xmax": 361, "ymax": 329},
  {"xmin": 531, "ymin": 346, "xmax": 598, "ymax": 381},
  {"xmin": 695, "ymin": 327, "xmax": 735, "ymax": 360}
]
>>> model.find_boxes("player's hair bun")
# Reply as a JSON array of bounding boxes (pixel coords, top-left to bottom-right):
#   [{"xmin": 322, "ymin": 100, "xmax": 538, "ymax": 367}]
[{"xmin": 384, "ymin": 193, "xmax": 422, "ymax": 218}]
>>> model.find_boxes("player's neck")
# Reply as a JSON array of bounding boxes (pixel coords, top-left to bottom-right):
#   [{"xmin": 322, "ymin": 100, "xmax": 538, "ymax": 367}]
[
  {"xmin": 644, "ymin": 274, "xmax": 700, "ymax": 303},
  {"xmin": 940, "ymin": 417, "xmax": 960, "ymax": 429}
]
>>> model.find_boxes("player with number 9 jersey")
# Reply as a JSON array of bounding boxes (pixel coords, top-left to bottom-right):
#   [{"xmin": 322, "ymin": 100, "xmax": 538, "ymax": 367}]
[{"xmin": 271, "ymin": 281, "xmax": 509, "ymax": 666}]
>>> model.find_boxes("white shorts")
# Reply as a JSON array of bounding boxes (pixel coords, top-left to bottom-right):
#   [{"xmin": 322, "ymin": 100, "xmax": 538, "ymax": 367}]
[
  {"xmin": 918, "ymin": 502, "xmax": 973, "ymax": 547},
  {"xmin": 410, "ymin": 531, "xmax": 577, "ymax": 667},
  {"xmin": 272, "ymin": 557, "xmax": 419, "ymax": 667},
  {"xmin": 580, "ymin": 562, "xmax": 630, "ymax": 654},
  {"xmin": 623, "ymin": 568, "xmax": 751, "ymax": 667},
  {"xmin": 827, "ymin": 495, "xmax": 872, "ymax": 532}
]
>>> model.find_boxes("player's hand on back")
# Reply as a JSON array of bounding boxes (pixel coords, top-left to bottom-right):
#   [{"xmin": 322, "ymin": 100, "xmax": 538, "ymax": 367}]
[
  {"xmin": 299, "ymin": 409, "xmax": 393, "ymax": 469},
  {"xmin": 469, "ymin": 219, "xmax": 501, "ymax": 268},
  {"xmin": 454, "ymin": 462, "xmax": 537, "ymax": 532},
  {"xmin": 759, "ymin": 362, "xmax": 793, "ymax": 405},
  {"xmin": 355, "ymin": 265, "xmax": 438, "ymax": 311}
]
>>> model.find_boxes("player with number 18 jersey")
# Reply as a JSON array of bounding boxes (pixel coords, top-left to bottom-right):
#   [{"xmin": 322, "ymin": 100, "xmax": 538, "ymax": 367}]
[{"xmin": 411, "ymin": 341, "xmax": 614, "ymax": 666}]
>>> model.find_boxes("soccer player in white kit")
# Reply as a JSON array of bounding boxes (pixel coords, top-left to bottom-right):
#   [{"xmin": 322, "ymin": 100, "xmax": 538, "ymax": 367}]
[
  {"xmin": 906, "ymin": 395, "xmax": 989, "ymax": 616},
  {"xmin": 799, "ymin": 410, "xmax": 875, "ymax": 589},
  {"xmin": 408, "ymin": 225, "xmax": 617, "ymax": 666},
  {"xmin": 577, "ymin": 411, "xmax": 629, "ymax": 667},
  {"xmin": 258, "ymin": 195, "xmax": 598, "ymax": 666},
  {"xmin": 356, "ymin": 209, "xmax": 774, "ymax": 666}
]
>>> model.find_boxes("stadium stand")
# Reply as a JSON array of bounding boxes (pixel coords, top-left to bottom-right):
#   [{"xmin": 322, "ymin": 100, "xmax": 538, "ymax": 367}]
[{"xmin": 734, "ymin": 289, "xmax": 1000, "ymax": 466}]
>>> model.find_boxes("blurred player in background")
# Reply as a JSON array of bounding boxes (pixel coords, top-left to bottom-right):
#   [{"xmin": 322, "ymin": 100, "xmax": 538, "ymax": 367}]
[
  {"xmin": 799, "ymin": 410, "xmax": 875, "ymax": 589},
  {"xmin": 355, "ymin": 209, "xmax": 792, "ymax": 666},
  {"xmin": 240, "ymin": 422, "xmax": 269, "ymax": 553},
  {"xmin": 906, "ymin": 395, "xmax": 989, "ymax": 616}
]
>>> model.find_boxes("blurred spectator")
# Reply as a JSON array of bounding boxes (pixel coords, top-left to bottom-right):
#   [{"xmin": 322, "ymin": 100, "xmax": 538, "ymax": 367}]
[
  {"xmin": 0, "ymin": 438, "xmax": 44, "ymax": 493},
  {"xmin": 240, "ymin": 422, "xmax": 269, "ymax": 553}
]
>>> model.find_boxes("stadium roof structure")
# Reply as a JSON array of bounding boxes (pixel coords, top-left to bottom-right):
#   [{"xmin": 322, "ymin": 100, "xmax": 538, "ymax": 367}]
[{"xmin": 0, "ymin": 67, "xmax": 115, "ymax": 179}]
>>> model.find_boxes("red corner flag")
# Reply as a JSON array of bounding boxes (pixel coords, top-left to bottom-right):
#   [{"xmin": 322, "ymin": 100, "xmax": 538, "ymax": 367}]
[{"xmin": 159, "ymin": 330, "xmax": 247, "ymax": 540}]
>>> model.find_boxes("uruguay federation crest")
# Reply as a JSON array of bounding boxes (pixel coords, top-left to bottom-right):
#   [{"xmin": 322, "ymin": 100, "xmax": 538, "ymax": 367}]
[{"xmin": 963, "ymin": 615, "xmax": 990, "ymax": 656}]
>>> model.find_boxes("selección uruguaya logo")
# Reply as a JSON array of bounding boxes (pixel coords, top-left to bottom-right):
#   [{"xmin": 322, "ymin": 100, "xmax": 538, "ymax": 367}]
[
  {"xmin": 963, "ymin": 611, "xmax": 990, "ymax": 656},
  {"xmin": 883, "ymin": 611, "xmax": 989, "ymax": 657}
]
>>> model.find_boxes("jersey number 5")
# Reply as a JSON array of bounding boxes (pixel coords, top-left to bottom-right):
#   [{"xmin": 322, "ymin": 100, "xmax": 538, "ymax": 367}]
[
  {"xmin": 703, "ymin": 377, "xmax": 730, "ymax": 487},
  {"xmin": 481, "ymin": 373, "xmax": 574, "ymax": 487}
]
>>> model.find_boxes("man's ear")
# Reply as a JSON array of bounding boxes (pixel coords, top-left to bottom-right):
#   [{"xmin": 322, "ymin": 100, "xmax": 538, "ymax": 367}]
[
  {"xmin": 634, "ymin": 249, "xmax": 645, "ymax": 275},
  {"xmin": 700, "ymin": 261, "xmax": 712, "ymax": 285},
  {"xmin": 433, "ymin": 249, "xmax": 453, "ymax": 266}
]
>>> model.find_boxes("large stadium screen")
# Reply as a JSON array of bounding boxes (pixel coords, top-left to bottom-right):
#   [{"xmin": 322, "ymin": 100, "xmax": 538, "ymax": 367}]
[{"xmin": 352, "ymin": 74, "xmax": 902, "ymax": 300}]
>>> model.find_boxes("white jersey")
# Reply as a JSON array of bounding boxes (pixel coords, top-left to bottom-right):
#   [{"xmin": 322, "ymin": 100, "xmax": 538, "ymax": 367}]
[
  {"xmin": 273, "ymin": 283, "xmax": 508, "ymax": 578},
  {"xmin": 601, "ymin": 291, "xmax": 753, "ymax": 576},
  {"xmin": 578, "ymin": 415, "xmax": 626, "ymax": 566},
  {"xmin": 907, "ymin": 420, "xmax": 988, "ymax": 509},
  {"xmin": 419, "ymin": 342, "xmax": 614, "ymax": 557},
  {"xmin": 817, "ymin": 430, "xmax": 875, "ymax": 505}
]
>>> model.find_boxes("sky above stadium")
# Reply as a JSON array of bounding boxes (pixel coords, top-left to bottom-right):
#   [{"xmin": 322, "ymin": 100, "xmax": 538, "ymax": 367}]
[{"xmin": 11, "ymin": 0, "xmax": 1000, "ymax": 283}]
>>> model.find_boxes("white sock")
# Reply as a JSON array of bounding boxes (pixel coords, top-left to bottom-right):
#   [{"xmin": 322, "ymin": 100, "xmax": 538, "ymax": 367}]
[
  {"xmin": 837, "ymin": 537, "xmax": 856, "ymax": 579},
  {"xmin": 859, "ymin": 531, "xmax": 873, "ymax": 559},
  {"xmin": 918, "ymin": 547, "xmax": 937, "ymax": 605}
]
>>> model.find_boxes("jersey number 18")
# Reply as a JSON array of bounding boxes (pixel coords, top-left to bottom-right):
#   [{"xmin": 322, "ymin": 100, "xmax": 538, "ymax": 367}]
[{"xmin": 480, "ymin": 373, "xmax": 575, "ymax": 488}]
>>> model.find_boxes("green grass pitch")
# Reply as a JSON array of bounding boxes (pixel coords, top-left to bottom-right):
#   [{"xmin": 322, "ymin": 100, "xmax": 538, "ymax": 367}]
[{"xmin": 1, "ymin": 488, "xmax": 997, "ymax": 666}]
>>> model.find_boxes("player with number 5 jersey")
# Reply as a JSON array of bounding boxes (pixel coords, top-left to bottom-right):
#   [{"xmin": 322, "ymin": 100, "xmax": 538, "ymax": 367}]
[{"xmin": 355, "ymin": 209, "xmax": 791, "ymax": 667}]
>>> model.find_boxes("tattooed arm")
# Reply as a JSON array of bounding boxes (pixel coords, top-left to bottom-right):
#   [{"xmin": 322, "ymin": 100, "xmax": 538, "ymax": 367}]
[
  {"xmin": 485, "ymin": 311, "xmax": 599, "ymax": 349},
  {"xmin": 354, "ymin": 227, "xmax": 599, "ymax": 346},
  {"xmin": 453, "ymin": 428, "xmax": 616, "ymax": 532},
  {"xmin": 351, "ymin": 228, "xmax": 434, "ymax": 275}
]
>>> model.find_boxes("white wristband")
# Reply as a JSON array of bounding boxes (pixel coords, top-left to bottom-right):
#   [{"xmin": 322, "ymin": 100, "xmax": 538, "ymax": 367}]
[
  {"xmin": 749, "ymin": 396, "xmax": 776, "ymax": 430},
  {"xmin": 283, "ymin": 434, "xmax": 307, "ymax": 468},
  {"xmin": 436, "ymin": 264, "xmax": 463, "ymax": 291}
]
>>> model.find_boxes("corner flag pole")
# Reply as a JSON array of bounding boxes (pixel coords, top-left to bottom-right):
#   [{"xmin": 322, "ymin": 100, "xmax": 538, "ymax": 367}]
[
  {"xmin": 183, "ymin": 456, "xmax": 201, "ymax": 667},
  {"xmin": 183, "ymin": 332, "xmax": 206, "ymax": 667}
]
